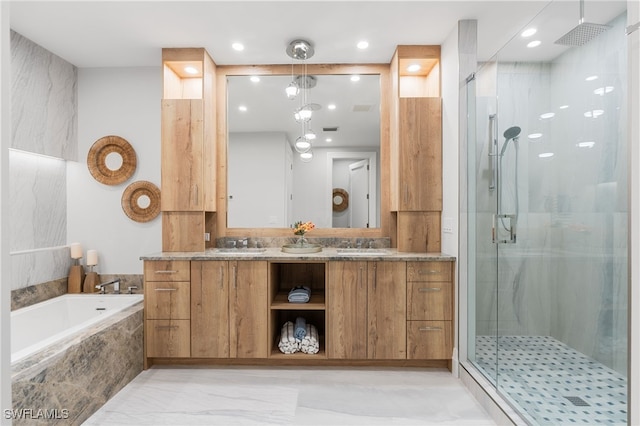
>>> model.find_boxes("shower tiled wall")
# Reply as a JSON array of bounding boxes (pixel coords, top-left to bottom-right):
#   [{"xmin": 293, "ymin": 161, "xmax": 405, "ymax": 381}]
[{"xmin": 10, "ymin": 31, "xmax": 77, "ymax": 291}]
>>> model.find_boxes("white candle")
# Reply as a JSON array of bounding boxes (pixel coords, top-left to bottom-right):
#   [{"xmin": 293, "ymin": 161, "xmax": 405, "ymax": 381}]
[
  {"xmin": 70, "ymin": 242, "xmax": 83, "ymax": 259},
  {"xmin": 86, "ymin": 249, "xmax": 98, "ymax": 266}
]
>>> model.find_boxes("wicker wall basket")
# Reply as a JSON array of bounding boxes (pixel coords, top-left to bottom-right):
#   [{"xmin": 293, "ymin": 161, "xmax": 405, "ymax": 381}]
[
  {"xmin": 332, "ymin": 188, "xmax": 349, "ymax": 212},
  {"xmin": 121, "ymin": 181, "xmax": 161, "ymax": 223},
  {"xmin": 87, "ymin": 135, "xmax": 137, "ymax": 185}
]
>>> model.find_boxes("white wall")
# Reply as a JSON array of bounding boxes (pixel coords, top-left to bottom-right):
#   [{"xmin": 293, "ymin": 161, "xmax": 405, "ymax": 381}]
[{"xmin": 69, "ymin": 67, "xmax": 161, "ymax": 275}]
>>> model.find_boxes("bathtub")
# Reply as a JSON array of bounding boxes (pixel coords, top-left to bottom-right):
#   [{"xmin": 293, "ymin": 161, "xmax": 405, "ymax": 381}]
[
  {"xmin": 12, "ymin": 293, "xmax": 143, "ymax": 363},
  {"xmin": 12, "ymin": 293, "xmax": 144, "ymax": 425}
]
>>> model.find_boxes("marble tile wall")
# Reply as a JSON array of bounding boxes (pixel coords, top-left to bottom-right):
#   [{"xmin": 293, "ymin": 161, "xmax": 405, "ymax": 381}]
[
  {"xmin": 9, "ymin": 30, "xmax": 78, "ymax": 291},
  {"xmin": 11, "ymin": 30, "xmax": 77, "ymax": 160}
]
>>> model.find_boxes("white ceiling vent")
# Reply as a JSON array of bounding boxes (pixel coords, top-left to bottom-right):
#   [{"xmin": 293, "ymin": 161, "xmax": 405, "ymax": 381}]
[{"xmin": 352, "ymin": 104, "xmax": 373, "ymax": 112}]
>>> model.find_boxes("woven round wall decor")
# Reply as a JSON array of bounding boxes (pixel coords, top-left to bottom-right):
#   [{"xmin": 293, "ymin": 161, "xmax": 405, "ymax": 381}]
[
  {"xmin": 87, "ymin": 135, "xmax": 137, "ymax": 185},
  {"xmin": 121, "ymin": 181, "xmax": 161, "ymax": 223},
  {"xmin": 332, "ymin": 188, "xmax": 349, "ymax": 212}
]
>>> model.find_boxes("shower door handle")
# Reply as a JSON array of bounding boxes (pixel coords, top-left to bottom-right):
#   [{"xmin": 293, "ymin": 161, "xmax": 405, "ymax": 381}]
[
  {"xmin": 492, "ymin": 214, "xmax": 517, "ymax": 244},
  {"xmin": 488, "ymin": 114, "xmax": 498, "ymax": 191}
]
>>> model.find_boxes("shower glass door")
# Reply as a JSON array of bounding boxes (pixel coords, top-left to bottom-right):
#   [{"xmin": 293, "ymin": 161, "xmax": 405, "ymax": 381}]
[{"xmin": 467, "ymin": 1, "xmax": 628, "ymax": 424}]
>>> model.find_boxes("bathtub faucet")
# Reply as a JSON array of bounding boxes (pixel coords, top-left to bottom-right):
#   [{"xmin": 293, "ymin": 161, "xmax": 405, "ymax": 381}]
[{"xmin": 96, "ymin": 279, "xmax": 120, "ymax": 294}]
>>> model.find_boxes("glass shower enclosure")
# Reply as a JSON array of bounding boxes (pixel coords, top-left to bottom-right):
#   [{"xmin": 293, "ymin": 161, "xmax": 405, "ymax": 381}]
[{"xmin": 466, "ymin": 2, "xmax": 628, "ymax": 424}]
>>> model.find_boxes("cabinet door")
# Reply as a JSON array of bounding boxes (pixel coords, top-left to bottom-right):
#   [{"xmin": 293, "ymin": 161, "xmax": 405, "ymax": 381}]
[
  {"xmin": 191, "ymin": 261, "xmax": 230, "ymax": 358},
  {"xmin": 161, "ymin": 99, "xmax": 203, "ymax": 211},
  {"xmin": 407, "ymin": 320, "xmax": 452, "ymax": 360},
  {"xmin": 327, "ymin": 261, "xmax": 367, "ymax": 359},
  {"xmin": 146, "ymin": 320, "xmax": 190, "ymax": 358},
  {"xmin": 367, "ymin": 262, "xmax": 407, "ymax": 359},
  {"xmin": 398, "ymin": 97, "xmax": 442, "ymax": 211},
  {"xmin": 229, "ymin": 261, "xmax": 268, "ymax": 358}
]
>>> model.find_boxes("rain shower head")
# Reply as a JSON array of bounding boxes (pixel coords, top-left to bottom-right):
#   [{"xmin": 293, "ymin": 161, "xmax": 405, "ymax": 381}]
[
  {"xmin": 503, "ymin": 126, "xmax": 521, "ymax": 141},
  {"xmin": 555, "ymin": 0, "xmax": 610, "ymax": 46}
]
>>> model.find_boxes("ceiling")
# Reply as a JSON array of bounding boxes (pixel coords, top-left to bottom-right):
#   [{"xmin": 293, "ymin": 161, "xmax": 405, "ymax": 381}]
[
  {"xmin": 8, "ymin": 0, "xmax": 627, "ymax": 151},
  {"xmin": 9, "ymin": 0, "xmax": 626, "ymax": 69}
]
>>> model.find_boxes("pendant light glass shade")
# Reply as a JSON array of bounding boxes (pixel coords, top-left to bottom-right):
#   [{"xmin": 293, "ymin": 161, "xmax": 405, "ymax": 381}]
[
  {"xmin": 285, "ymin": 82, "xmax": 299, "ymax": 100},
  {"xmin": 300, "ymin": 151, "xmax": 313, "ymax": 162},
  {"xmin": 304, "ymin": 128, "xmax": 316, "ymax": 140},
  {"xmin": 294, "ymin": 136, "xmax": 311, "ymax": 153}
]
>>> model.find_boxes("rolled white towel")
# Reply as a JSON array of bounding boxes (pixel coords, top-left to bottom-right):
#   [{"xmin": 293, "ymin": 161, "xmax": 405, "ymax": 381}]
[
  {"xmin": 278, "ymin": 321, "xmax": 301, "ymax": 354},
  {"xmin": 300, "ymin": 324, "xmax": 320, "ymax": 354}
]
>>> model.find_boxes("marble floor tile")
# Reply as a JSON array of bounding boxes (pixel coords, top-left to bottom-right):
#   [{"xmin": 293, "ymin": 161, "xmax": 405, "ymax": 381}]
[{"xmin": 84, "ymin": 366, "xmax": 496, "ymax": 425}]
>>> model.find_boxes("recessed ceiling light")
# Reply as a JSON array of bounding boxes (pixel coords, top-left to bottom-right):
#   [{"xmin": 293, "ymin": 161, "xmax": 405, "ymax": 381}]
[
  {"xmin": 357, "ymin": 41, "xmax": 369, "ymax": 49},
  {"xmin": 238, "ymin": 105, "xmax": 247, "ymax": 112},
  {"xmin": 527, "ymin": 40, "xmax": 542, "ymax": 48},
  {"xmin": 184, "ymin": 66, "xmax": 199, "ymax": 75},
  {"xmin": 250, "ymin": 76, "xmax": 260, "ymax": 83},
  {"xmin": 577, "ymin": 141, "xmax": 596, "ymax": 148},
  {"xmin": 232, "ymin": 42, "xmax": 244, "ymax": 51},
  {"xmin": 407, "ymin": 64, "xmax": 421, "ymax": 72},
  {"xmin": 328, "ymin": 104, "xmax": 336, "ymax": 110},
  {"xmin": 585, "ymin": 75, "xmax": 598, "ymax": 81},
  {"xmin": 559, "ymin": 105, "xmax": 570, "ymax": 109},
  {"xmin": 521, "ymin": 28, "xmax": 537, "ymax": 38},
  {"xmin": 584, "ymin": 109, "xmax": 604, "ymax": 118},
  {"xmin": 594, "ymin": 86, "xmax": 614, "ymax": 95},
  {"xmin": 325, "ymin": 138, "xmax": 333, "ymax": 143},
  {"xmin": 351, "ymin": 75, "xmax": 360, "ymax": 82},
  {"xmin": 539, "ymin": 152, "xmax": 554, "ymax": 158},
  {"xmin": 539, "ymin": 112, "xmax": 555, "ymax": 119},
  {"xmin": 528, "ymin": 133, "xmax": 543, "ymax": 139}
]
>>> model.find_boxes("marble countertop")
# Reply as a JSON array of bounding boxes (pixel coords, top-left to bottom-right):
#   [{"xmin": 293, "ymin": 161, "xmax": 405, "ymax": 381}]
[{"xmin": 140, "ymin": 247, "xmax": 455, "ymax": 262}]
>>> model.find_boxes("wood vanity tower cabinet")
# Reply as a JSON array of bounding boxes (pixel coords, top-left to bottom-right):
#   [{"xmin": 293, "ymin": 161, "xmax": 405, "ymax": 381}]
[
  {"xmin": 161, "ymin": 48, "xmax": 217, "ymax": 252},
  {"xmin": 390, "ymin": 46, "xmax": 442, "ymax": 253}
]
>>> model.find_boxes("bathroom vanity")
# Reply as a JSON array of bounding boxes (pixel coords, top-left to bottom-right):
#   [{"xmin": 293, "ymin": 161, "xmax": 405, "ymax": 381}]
[{"xmin": 141, "ymin": 249, "xmax": 455, "ymax": 370}]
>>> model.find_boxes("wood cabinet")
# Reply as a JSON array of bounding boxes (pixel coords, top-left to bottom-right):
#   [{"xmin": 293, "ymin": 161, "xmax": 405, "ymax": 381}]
[
  {"xmin": 191, "ymin": 261, "xmax": 229, "ymax": 358},
  {"xmin": 228, "ymin": 260, "xmax": 268, "ymax": 358},
  {"xmin": 327, "ymin": 261, "xmax": 367, "ymax": 359},
  {"xmin": 406, "ymin": 261, "xmax": 454, "ymax": 360},
  {"xmin": 144, "ymin": 260, "xmax": 191, "ymax": 359},
  {"xmin": 161, "ymin": 48, "xmax": 216, "ymax": 252},
  {"xmin": 327, "ymin": 261, "xmax": 406, "ymax": 360}
]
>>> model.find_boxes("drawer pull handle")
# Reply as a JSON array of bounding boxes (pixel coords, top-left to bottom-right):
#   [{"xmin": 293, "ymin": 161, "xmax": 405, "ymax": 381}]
[
  {"xmin": 419, "ymin": 326, "xmax": 442, "ymax": 332},
  {"xmin": 418, "ymin": 287, "xmax": 441, "ymax": 292},
  {"xmin": 155, "ymin": 325, "xmax": 179, "ymax": 329},
  {"xmin": 418, "ymin": 270, "xmax": 440, "ymax": 275},
  {"xmin": 154, "ymin": 288, "xmax": 177, "ymax": 292},
  {"xmin": 155, "ymin": 270, "xmax": 178, "ymax": 274}
]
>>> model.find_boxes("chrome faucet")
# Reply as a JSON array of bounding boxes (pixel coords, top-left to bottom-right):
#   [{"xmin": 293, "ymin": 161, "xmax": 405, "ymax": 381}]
[{"xmin": 96, "ymin": 279, "xmax": 120, "ymax": 294}]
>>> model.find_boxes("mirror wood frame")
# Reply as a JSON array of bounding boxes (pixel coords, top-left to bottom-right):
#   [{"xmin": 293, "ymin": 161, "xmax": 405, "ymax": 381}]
[{"xmin": 216, "ymin": 63, "xmax": 391, "ymax": 238}]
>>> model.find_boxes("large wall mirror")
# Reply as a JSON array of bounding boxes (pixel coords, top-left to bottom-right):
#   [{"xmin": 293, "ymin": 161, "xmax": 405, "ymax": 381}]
[{"xmin": 218, "ymin": 64, "xmax": 389, "ymax": 236}]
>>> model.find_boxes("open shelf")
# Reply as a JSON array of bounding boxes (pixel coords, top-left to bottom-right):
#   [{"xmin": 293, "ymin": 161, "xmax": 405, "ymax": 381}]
[{"xmin": 270, "ymin": 292, "xmax": 325, "ymax": 310}]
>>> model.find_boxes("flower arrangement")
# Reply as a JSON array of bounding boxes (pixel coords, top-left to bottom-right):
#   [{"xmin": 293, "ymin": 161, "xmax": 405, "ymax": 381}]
[{"xmin": 292, "ymin": 221, "xmax": 315, "ymax": 236}]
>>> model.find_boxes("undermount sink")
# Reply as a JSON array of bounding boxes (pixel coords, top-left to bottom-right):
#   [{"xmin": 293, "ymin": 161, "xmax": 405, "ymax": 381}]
[
  {"xmin": 336, "ymin": 248, "xmax": 391, "ymax": 256},
  {"xmin": 214, "ymin": 248, "xmax": 267, "ymax": 254}
]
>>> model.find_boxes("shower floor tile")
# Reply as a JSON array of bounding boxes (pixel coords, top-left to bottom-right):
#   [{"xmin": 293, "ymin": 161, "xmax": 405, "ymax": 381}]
[{"xmin": 474, "ymin": 335, "xmax": 627, "ymax": 425}]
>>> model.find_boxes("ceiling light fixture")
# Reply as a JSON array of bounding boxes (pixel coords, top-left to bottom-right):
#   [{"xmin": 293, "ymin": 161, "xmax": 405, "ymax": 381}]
[
  {"xmin": 521, "ymin": 28, "xmax": 537, "ymax": 37},
  {"xmin": 539, "ymin": 112, "xmax": 555, "ymax": 119},
  {"xmin": 527, "ymin": 40, "xmax": 542, "ymax": 48},
  {"xmin": 286, "ymin": 39, "xmax": 320, "ymax": 162},
  {"xmin": 238, "ymin": 105, "xmax": 247, "ymax": 112},
  {"xmin": 351, "ymin": 75, "xmax": 361, "ymax": 82},
  {"xmin": 539, "ymin": 152, "xmax": 554, "ymax": 158},
  {"xmin": 407, "ymin": 64, "xmax": 421, "ymax": 72},
  {"xmin": 585, "ymin": 75, "xmax": 598, "ymax": 81},
  {"xmin": 250, "ymin": 76, "xmax": 260, "ymax": 83},
  {"xmin": 184, "ymin": 66, "xmax": 199, "ymax": 75},
  {"xmin": 232, "ymin": 42, "xmax": 244, "ymax": 51},
  {"xmin": 577, "ymin": 141, "xmax": 596, "ymax": 148},
  {"xmin": 328, "ymin": 104, "xmax": 336, "ymax": 110},
  {"xmin": 357, "ymin": 41, "xmax": 369, "ymax": 49},
  {"xmin": 300, "ymin": 151, "xmax": 314, "ymax": 162}
]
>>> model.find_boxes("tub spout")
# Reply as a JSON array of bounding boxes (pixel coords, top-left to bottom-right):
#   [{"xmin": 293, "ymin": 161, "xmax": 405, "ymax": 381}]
[{"xmin": 96, "ymin": 279, "xmax": 120, "ymax": 294}]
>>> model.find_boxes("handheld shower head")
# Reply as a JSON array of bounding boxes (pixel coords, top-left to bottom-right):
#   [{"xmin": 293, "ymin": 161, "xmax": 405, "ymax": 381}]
[
  {"xmin": 500, "ymin": 126, "xmax": 522, "ymax": 156},
  {"xmin": 503, "ymin": 126, "xmax": 521, "ymax": 141}
]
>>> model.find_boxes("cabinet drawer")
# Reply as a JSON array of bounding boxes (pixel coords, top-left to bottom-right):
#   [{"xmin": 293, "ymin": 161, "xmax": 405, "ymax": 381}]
[
  {"xmin": 144, "ymin": 260, "xmax": 190, "ymax": 281},
  {"xmin": 146, "ymin": 281, "xmax": 190, "ymax": 319},
  {"xmin": 407, "ymin": 321, "xmax": 452, "ymax": 360},
  {"xmin": 407, "ymin": 261, "xmax": 451, "ymax": 282},
  {"xmin": 407, "ymin": 281, "xmax": 452, "ymax": 320},
  {"xmin": 145, "ymin": 319, "xmax": 190, "ymax": 358}
]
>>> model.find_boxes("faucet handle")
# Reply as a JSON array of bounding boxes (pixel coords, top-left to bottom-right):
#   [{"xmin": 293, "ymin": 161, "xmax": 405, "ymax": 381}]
[
  {"xmin": 127, "ymin": 286, "xmax": 138, "ymax": 294},
  {"xmin": 95, "ymin": 284, "xmax": 105, "ymax": 294}
]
